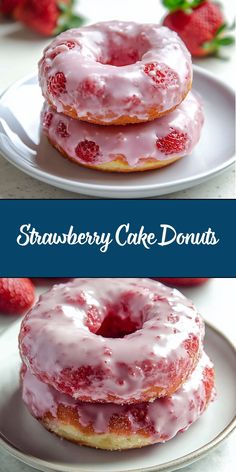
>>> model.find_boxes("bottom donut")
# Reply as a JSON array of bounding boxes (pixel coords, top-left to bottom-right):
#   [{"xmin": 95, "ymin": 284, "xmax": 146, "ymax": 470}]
[
  {"xmin": 21, "ymin": 352, "xmax": 215, "ymax": 451},
  {"xmin": 41, "ymin": 91, "xmax": 204, "ymax": 173}
]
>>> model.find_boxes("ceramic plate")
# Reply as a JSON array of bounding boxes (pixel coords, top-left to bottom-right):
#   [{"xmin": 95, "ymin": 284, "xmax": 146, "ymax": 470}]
[
  {"xmin": 0, "ymin": 67, "xmax": 235, "ymax": 198},
  {"xmin": 0, "ymin": 321, "xmax": 236, "ymax": 472}
]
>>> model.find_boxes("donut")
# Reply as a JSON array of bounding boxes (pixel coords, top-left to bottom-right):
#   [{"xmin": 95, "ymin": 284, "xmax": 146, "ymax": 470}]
[
  {"xmin": 38, "ymin": 21, "xmax": 192, "ymax": 125},
  {"xmin": 21, "ymin": 352, "xmax": 215, "ymax": 450},
  {"xmin": 41, "ymin": 91, "xmax": 204, "ymax": 173},
  {"xmin": 155, "ymin": 279, "xmax": 209, "ymax": 287},
  {"xmin": 19, "ymin": 278, "xmax": 204, "ymax": 403}
]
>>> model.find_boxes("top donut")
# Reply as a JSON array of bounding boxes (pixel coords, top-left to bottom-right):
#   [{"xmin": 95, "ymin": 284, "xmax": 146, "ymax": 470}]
[
  {"xmin": 38, "ymin": 21, "xmax": 193, "ymax": 125},
  {"xmin": 19, "ymin": 278, "xmax": 204, "ymax": 404}
]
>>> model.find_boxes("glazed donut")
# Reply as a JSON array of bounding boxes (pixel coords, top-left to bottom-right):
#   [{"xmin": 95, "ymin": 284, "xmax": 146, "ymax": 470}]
[
  {"xmin": 41, "ymin": 92, "xmax": 204, "ymax": 172},
  {"xmin": 19, "ymin": 278, "xmax": 204, "ymax": 403},
  {"xmin": 21, "ymin": 352, "xmax": 215, "ymax": 450},
  {"xmin": 38, "ymin": 21, "xmax": 192, "ymax": 125},
  {"xmin": 155, "ymin": 279, "xmax": 209, "ymax": 287}
]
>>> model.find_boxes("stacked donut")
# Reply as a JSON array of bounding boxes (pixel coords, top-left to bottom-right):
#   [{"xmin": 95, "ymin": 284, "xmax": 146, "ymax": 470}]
[
  {"xmin": 39, "ymin": 21, "xmax": 204, "ymax": 172},
  {"xmin": 19, "ymin": 278, "xmax": 215, "ymax": 450}
]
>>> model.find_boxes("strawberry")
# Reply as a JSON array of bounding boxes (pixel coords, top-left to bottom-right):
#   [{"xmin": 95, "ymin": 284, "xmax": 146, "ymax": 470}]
[
  {"xmin": 43, "ymin": 111, "xmax": 53, "ymax": 129},
  {"xmin": 56, "ymin": 121, "xmax": 70, "ymax": 138},
  {"xmin": 203, "ymin": 366, "xmax": 215, "ymax": 402},
  {"xmin": 14, "ymin": 0, "xmax": 84, "ymax": 37},
  {"xmin": 0, "ymin": 0, "xmax": 22, "ymax": 16},
  {"xmin": 85, "ymin": 306, "xmax": 101, "ymax": 334},
  {"xmin": 75, "ymin": 140, "xmax": 101, "ymax": 163},
  {"xmin": 144, "ymin": 63, "xmax": 179, "ymax": 88},
  {"xmin": 62, "ymin": 40, "xmax": 76, "ymax": 49},
  {"xmin": 78, "ymin": 79, "xmax": 105, "ymax": 99},
  {"xmin": 49, "ymin": 40, "xmax": 77, "ymax": 59},
  {"xmin": 0, "ymin": 278, "xmax": 35, "ymax": 315},
  {"xmin": 156, "ymin": 129, "xmax": 189, "ymax": 155},
  {"xmin": 162, "ymin": 0, "xmax": 235, "ymax": 57},
  {"xmin": 153, "ymin": 278, "xmax": 209, "ymax": 287},
  {"xmin": 47, "ymin": 72, "xmax": 67, "ymax": 97},
  {"xmin": 183, "ymin": 334, "xmax": 199, "ymax": 355}
]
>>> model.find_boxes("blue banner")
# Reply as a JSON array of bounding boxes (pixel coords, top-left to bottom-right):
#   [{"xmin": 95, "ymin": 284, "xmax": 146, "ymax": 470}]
[{"xmin": 0, "ymin": 200, "xmax": 235, "ymax": 276}]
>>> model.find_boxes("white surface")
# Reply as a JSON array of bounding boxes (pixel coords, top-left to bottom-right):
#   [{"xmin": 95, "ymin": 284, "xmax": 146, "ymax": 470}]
[
  {"xmin": 0, "ymin": 279, "xmax": 236, "ymax": 472},
  {"xmin": 0, "ymin": 68, "xmax": 234, "ymax": 198},
  {"xmin": 0, "ymin": 0, "xmax": 235, "ymax": 198}
]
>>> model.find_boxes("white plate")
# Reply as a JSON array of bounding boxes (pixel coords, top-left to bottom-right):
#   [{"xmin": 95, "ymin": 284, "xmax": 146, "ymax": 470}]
[
  {"xmin": 0, "ymin": 67, "xmax": 235, "ymax": 198},
  {"xmin": 0, "ymin": 321, "xmax": 236, "ymax": 472}
]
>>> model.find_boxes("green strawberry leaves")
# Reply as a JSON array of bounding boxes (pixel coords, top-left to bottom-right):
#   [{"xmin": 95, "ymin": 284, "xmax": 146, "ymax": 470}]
[
  {"xmin": 202, "ymin": 21, "xmax": 235, "ymax": 53},
  {"xmin": 56, "ymin": 0, "xmax": 85, "ymax": 34},
  {"xmin": 162, "ymin": 0, "xmax": 204, "ymax": 12},
  {"xmin": 58, "ymin": 2, "xmax": 69, "ymax": 13}
]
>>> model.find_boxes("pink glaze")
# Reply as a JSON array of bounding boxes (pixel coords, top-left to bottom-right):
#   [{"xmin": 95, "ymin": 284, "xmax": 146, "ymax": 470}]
[
  {"xmin": 21, "ymin": 352, "xmax": 215, "ymax": 441},
  {"xmin": 42, "ymin": 92, "xmax": 204, "ymax": 167},
  {"xmin": 19, "ymin": 279, "xmax": 204, "ymax": 403},
  {"xmin": 38, "ymin": 21, "xmax": 192, "ymax": 123}
]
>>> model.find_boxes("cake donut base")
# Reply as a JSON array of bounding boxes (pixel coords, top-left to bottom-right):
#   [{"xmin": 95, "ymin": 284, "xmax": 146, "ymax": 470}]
[
  {"xmin": 21, "ymin": 352, "xmax": 215, "ymax": 450},
  {"xmin": 52, "ymin": 91, "xmax": 191, "ymax": 126},
  {"xmin": 42, "ymin": 92, "xmax": 204, "ymax": 173},
  {"xmin": 49, "ymin": 137, "xmax": 181, "ymax": 173}
]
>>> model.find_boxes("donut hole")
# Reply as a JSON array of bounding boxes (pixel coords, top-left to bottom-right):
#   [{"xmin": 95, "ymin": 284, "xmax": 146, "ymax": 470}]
[
  {"xmin": 99, "ymin": 34, "xmax": 150, "ymax": 67},
  {"xmin": 95, "ymin": 293, "xmax": 145, "ymax": 338},
  {"xmin": 104, "ymin": 47, "xmax": 140, "ymax": 67},
  {"xmin": 97, "ymin": 309, "xmax": 142, "ymax": 338}
]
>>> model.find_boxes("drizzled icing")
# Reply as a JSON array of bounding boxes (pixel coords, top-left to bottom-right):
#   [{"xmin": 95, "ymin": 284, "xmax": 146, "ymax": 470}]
[
  {"xmin": 42, "ymin": 92, "xmax": 204, "ymax": 167},
  {"xmin": 38, "ymin": 21, "xmax": 192, "ymax": 123},
  {"xmin": 22, "ymin": 352, "xmax": 215, "ymax": 441},
  {"xmin": 19, "ymin": 279, "xmax": 204, "ymax": 403}
]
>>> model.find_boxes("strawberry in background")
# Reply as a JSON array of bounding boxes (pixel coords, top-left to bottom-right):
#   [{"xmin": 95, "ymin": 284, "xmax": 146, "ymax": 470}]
[
  {"xmin": 153, "ymin": 278, "xmax": 209, "ymax": 287},
  {"xmin": 0, "ymin": 0, "xmax": 85, "ymax": 36},
  {"xmin": 14, "ymin": 0, "xmax": 84, "ymax": 36},
  {"xmin": 162, "ymin": 0, "xmax": 235, "ymax": 57},
  {"xmin": 0, "ymin": 278, "xmax": 35, "ymax": 315},
  {"xmin": 0, "ymin": 0, "xmax": 21, "ymax": 15}
]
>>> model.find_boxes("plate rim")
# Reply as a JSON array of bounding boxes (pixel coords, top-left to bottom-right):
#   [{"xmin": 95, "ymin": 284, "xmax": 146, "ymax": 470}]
[
  {"xmin": 0, "ymin": 321, "xmax": 236, "ymax": 472},
  {"xmin": 0, "ymin": 66, "xmax": 235, "ymax": 197}
]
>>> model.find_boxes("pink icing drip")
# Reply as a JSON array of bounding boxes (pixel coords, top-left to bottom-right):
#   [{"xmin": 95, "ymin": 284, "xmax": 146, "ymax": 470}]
[
  {"xmin": 42, "ymin": 92, "xmax": 204, "ymax": 167},
  {"xmin": 39, "ymin": 21, "xmax": 192, "ymax": 122},
  {"xmin": 20, "ymin": 279, "xmax": 204, "ymax": 402},
  {"xmin": 22, "ymin": 352, "xmax": 215, "ymax": 440}
]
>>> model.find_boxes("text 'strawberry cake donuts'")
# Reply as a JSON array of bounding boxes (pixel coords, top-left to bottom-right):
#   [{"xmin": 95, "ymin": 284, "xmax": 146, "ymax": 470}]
[
  {"xmin": 21, "ymin": 352, "xmax": 215, "ymax": 450},
  {"xmin": 19, "ymin": 278, "xmax": 204, "ymax": 403},
  {"xmin": 39, "ymin": 21, "xmax": 192, "ymax": 125},
  {"xmin": 42, "ymin": 92, "xmax": 204, "ymax": 172}
]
